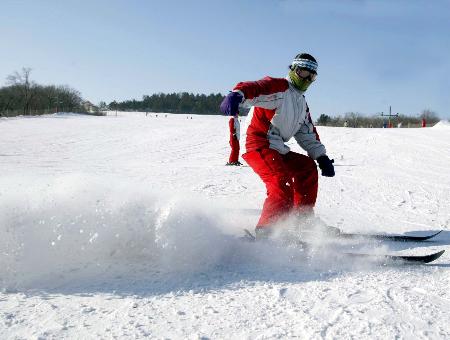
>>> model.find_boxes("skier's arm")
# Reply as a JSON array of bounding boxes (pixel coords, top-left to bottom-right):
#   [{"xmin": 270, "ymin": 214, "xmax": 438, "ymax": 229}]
[
  {"xmin": 233, "ymin": 77, "xmax": 288, "ymax": 111},
  {"xmin": 294, "ymin": 112, "xmax": 326, "ymax": 160}
]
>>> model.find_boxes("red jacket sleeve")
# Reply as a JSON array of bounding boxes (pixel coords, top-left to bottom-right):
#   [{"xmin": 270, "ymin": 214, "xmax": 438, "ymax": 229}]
[{"xmin": 233, "ymin": 77, "xmax": 289, "ymax": 100}]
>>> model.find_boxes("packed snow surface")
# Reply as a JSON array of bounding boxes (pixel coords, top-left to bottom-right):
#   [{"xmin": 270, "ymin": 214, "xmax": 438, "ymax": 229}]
[{"xmin": 1, "ymin": 112, "xmax": 450, "ymax": 339}]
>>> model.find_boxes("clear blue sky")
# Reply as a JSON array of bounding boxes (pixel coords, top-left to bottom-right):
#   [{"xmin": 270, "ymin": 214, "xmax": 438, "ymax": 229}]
[{"xmin": 1, "ymin": 0, "xmax": 449, "ymax": 118}]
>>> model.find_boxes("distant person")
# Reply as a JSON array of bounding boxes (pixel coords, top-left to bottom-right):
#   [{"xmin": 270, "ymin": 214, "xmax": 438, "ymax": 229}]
[
  {"xmin": 226, "ymin": 113, "xmax": 242, "ymax": 166},
  {"xmin": 220, "ymin": 53, "xmax": 336, "ymax": 238},
  {"xmin": 344, "ymin": 120, "xmax": 348, "ymax": 127},
  {"xmin": 422, "ymin": 118, "xmax": 427, "ymax": 127}
]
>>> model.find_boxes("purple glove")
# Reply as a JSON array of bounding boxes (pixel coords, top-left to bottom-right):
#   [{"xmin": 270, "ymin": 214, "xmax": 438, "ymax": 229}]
[{"xmin": 220, "ymin": 91, "xmax": 243, "ymax": 116}]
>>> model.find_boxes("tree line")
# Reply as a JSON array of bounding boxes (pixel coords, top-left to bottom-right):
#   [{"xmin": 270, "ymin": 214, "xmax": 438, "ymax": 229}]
[
  {"xmin": 1, "ymin": 69, "xmax": 442, "ymax": 125},
  {"xmin": 107, "ymin": 92, "xmax": 228, "ymax": 115},
  {"xmin": 108, "ymin": 93, "xmax": 442, "ymax": 127},
  {"xmin": 316, "ymin": 110, "xmax": 440, "ymax": 128},
  {"xmin": 0, "ymin": 68, "xmax": 85, "ymax": 117}
]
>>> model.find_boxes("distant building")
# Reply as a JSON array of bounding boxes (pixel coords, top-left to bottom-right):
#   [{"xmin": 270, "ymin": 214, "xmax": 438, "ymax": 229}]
[
  {"xmin": 81, "ymin": 101, "xmax": 105, "ymax": 116},
  {"xmin": 82, "ymin": 101, "xmax": 97, "ymax": 113}
]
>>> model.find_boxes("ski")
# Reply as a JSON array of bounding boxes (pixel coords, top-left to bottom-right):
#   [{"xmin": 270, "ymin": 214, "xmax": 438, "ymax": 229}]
[
  {"xmin": 241, "ymin": 229, "xmax": 445, "ymax": 264},
  {"xmin": 336, "ymin": 230, "xmax": 443, "ymax": 242},
  {"xmin": 343, "ymin": 249, "xmax": 445, "ymax": 264}
]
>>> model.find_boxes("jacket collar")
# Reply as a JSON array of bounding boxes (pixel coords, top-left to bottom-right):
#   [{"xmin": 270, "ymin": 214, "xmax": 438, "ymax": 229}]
[{"xmin": 286, "ymin": 75, "xmax": 305, "ymax": 95}]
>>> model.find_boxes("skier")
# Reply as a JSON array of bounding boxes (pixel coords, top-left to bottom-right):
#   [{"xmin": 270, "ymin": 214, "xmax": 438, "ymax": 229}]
[
  {"xmin": 226, "ymin": 113, "xmax": 242, "ymax": 166},
  {"xmin": 220, "ymin": 53, "xmax": 335, "ymax": 238}
]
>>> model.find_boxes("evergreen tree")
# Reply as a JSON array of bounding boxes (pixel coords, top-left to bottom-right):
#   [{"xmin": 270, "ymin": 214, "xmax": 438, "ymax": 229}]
[{"xmin": 108, "ymin": 92, "xmax": 228, "ymax": 115}]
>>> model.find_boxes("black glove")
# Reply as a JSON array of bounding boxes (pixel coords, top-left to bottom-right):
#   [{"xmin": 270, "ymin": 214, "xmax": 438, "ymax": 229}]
[{"xmin": 317, "ymin": 155, "xmax": 335, "ymax": 177}]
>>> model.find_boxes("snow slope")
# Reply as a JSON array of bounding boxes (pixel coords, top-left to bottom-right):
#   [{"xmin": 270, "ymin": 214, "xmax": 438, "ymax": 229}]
[{"xmin": 1, "ymin": 113, "xmax": 450, "ymax": 339}]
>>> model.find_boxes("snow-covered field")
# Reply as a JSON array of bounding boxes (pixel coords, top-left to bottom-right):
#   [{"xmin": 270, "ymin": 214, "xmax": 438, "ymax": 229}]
[{"xmin": 1, "ymin": 112, "xmax": 450, "ymax": 339}]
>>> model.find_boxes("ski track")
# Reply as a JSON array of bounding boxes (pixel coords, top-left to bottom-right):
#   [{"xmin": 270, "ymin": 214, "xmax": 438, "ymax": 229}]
[{"xmin": 1, "ymin": 113, "xmax": 450, "ymax": 339}]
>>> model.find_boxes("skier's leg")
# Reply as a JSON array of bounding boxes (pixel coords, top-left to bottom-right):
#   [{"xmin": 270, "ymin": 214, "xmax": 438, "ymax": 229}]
[
  {"xmin": 235, "ymin": 140, "xmax": 241, "ymax": 164},
  {"xmin": 242, "ymin": 149, "xmax": 293, "ymax": 228},
  {"xmin": 228, "ymin": 138, "xmax": 235, "ymax": 163},
  {"xmin": 229, "ymin": 138, "xmax": 240, "ymax": 163},
  {"xmin": 283, "ymin": 152, "xmax": 318, "ymax": 211},
  {"xmin": 283, "ymin": 152, "xmax": 339, "ymax": 235}
]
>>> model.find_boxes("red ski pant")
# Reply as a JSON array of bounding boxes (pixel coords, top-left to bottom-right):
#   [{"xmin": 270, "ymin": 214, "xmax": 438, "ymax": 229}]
[
  {"xmin": 229, "ymin": 137, "xmax": 240, "ymax": 163},
  {"xmin": 242, "ymin": 148, "xmax": 318, "ymax": 228}
]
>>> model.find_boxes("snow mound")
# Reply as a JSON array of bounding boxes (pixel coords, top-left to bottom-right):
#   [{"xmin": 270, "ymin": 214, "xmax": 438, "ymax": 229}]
[{"xmin": 432, "ymin": 120, "xmax": 450, "ymax": 129}]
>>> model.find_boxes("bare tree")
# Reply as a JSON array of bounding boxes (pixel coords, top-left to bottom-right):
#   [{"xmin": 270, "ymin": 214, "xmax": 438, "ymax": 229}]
[
  {"xmin": 419, "ymin": 109, "xmax": 439, "ymax": 123},
  {"xmin": 6, "ymin": 67, "xmax": 36, "ymax": 115}
]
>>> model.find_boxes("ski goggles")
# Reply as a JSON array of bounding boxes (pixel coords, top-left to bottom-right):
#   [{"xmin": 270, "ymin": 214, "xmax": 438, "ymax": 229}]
[{"xmin": 295, "ymin": 67, "xmax": 317, "ymax": 82}]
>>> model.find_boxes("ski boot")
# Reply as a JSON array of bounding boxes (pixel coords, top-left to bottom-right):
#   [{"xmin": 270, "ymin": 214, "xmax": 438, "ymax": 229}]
[
  {"xmin": 297, "ymin": 214, "xmax": 340, "ymax": 236},
  {"xmin": 226, "ymin": 161, "xmax": 243, "ymax": 166},
  {"xmin": 254, "ymin": 226, "xmax": 273, "ymax": 240}
]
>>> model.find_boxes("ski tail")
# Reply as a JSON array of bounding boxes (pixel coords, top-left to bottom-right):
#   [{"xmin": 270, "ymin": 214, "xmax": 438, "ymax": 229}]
[{"xmin": 243, "ymin": 228, "xmax": 256, "ymax": 241}]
